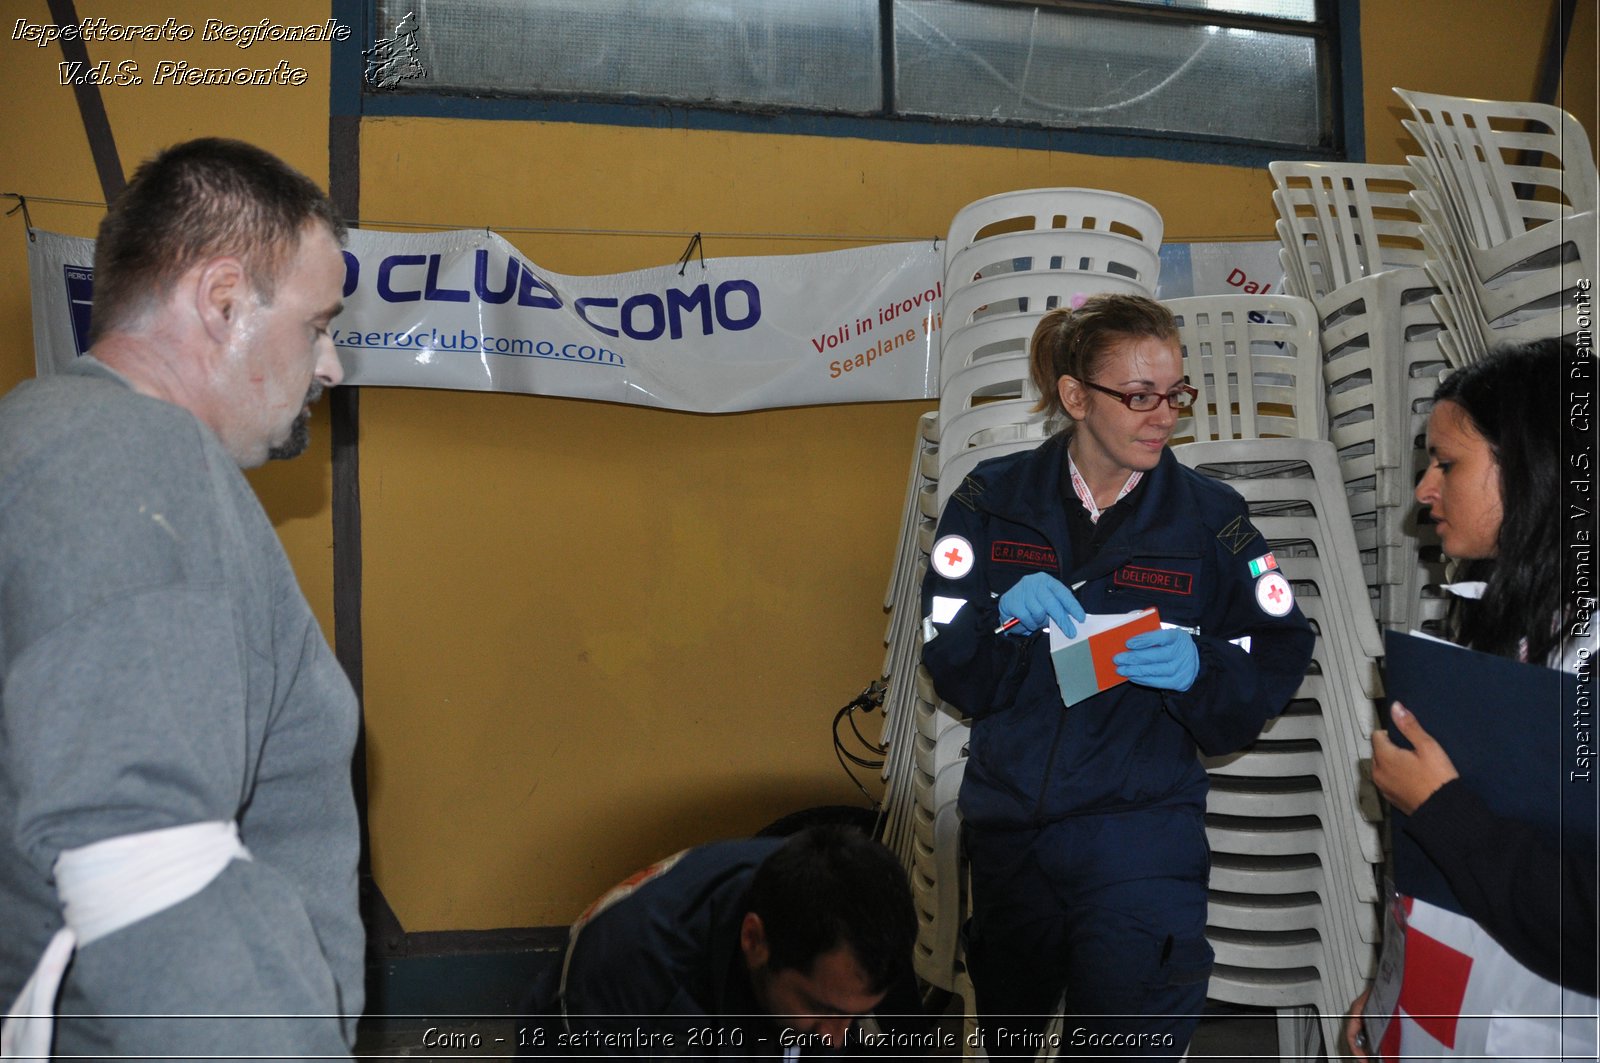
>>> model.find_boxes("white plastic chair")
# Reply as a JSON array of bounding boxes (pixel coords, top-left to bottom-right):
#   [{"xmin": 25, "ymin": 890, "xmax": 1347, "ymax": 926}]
[
  {"xmin": 913, "ymin": 726, "xmax": 968, "ymax": 780},
  {"xmin": 1204, "ymin": 700, "xmax": 1379, "ymax": 868},
  {"xmin": 910, "ymin": 815, "xmax": 964, "ymax": 989},
  {"xmin": 942, "ymin": 188, "xmax": 1164, "ymax": 282},
  {"xmin": 939, "ymin": 272, "xmax": 1151, "ymax": 391},
  {"xmin": 1209, "ymin": 849, "xmax": 1326, "ymax": 898},
  {"xmin": 1209, "ymin": 890, "xmax": 1377, "ymax": 966},
  {"xmin": 1173, "ymin": 438, "xmax": 1384, "ymax": 659},
  {"xmin": 1270, "ymin": 161, "xmax": 1427, "ymax": 290},
  {"xmin": 910, "ymin": 757, "xmax": 964, "ymax": 824},
  {"xmin": 1409, "ymin": 151, "xmax": 1599, "ymax": 287},
  {"xmin": 914, "ymin": 700, "xmax": 966, "ymax": 748},
  {"xmin": 946, "ymin": 229, "xmax": 1161, "ymax": 300},
  {"xmin": 1163, "ymin": 294, "xmax": 1327, "ymax": 444},
  {"xmin": 1206, "ymin": 961, "xmax": 1351, "ymax": 1062},
  {"xmin": 1276, "ymin": 225, "xmax": 1322, "ymax": 300},
  {"xmin": 1395, "ymin": 87, "xmax": 1599, "ymax": 246},
  {"xmin": 938, "ymin": 355, "xmax": 1037, "ymax": 431},
  {"xmin": 938, "ymin": 312, "xmax": 1039, "ymax": 394},
  {"xmin": 885, "ymin": 412, "xmax": 940, "ymax": 612},
  {"xmin": 1316, "ymin": 267, "xmax": 1445, "ymax": 482},
  {"xmin": 1211, "ymin": 797, "xmax": 1380, "ymax": 944},
  {"xmin": 1309, "ymin": 266, "xmax": 1450, "ymax": 632},
  {"xmin": 1207, "ymin": 805, "xmax": 1378, "ymax": 952},
  {"xmin": 1417, "ymin": 188, "xmax": 1594, "ymax": 353},
  {"xmin": 879, "ymin": 414, "xmax": 937, "ymax": 864},
  {"xmin": 938, "ymin": 398, "xmax": 1052, "ymax": 454},
  {"xmin": 1206, "ymin": 812, "xmax": 1377, "ymax": 906}
]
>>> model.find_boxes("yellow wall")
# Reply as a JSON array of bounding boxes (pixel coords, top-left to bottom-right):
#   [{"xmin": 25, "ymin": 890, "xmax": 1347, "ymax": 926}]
[
  {"xmin": 2, "ymin": 0, "xmax": 1594, "ymax": 932},
  {"xmin": 1361, "ymin": 0, "xmax": 1551, "ymax": 164}
]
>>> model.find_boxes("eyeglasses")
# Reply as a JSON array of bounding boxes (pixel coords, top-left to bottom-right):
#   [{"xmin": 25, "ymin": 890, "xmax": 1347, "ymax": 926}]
[{"xmin": 1081, "ymin": 379, "xmax": 1199, "ymax": 412}]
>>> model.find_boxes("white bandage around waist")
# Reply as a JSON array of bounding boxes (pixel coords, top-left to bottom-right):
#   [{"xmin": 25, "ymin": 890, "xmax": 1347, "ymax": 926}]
[{"xmin": 1, "ymin": 820, "xmax": 251, "ymax": 1061}]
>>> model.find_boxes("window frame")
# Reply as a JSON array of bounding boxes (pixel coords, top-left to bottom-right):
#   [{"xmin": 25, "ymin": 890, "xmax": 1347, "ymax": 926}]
[{"xmin": 334, "ymin": 0, "xmax": 1364, "ymax": 168}]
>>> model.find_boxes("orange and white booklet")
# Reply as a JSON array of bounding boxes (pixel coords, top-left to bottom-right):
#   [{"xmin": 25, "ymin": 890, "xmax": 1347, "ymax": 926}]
[{"xmin": 1047, "ymin": 607, "xmax": 1162, "ymax": 706}]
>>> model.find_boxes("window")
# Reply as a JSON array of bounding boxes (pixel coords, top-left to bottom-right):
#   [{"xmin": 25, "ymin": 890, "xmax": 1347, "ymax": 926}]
[
  {"xmin": 371, "ymin": 0, "xmax": 881, "ymax": 112},
  {"xmin": 360, "ymin": 0, "xmax": 1354, "ymax": 161},
  {"xmin": 894, "ymin": 1, "xmax": 1326, "ymax": 146}
]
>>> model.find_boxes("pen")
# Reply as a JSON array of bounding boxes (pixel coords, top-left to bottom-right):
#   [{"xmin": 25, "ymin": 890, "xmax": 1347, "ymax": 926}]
[{"xmin": 994, "ymin": 580, "xmax": 1087, "ymax": 635}]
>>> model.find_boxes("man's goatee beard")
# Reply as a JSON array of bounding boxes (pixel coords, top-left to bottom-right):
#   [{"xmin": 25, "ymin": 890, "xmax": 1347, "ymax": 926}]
[{"xmin": 267, "ymin": 382, "xmax": 323, "ymax": 461}]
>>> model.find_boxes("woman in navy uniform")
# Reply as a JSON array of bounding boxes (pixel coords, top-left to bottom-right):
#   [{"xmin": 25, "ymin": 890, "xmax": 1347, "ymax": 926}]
[{"xmin": 920, "ymin": 293, "xmax": 1314, "ymax": 1057}]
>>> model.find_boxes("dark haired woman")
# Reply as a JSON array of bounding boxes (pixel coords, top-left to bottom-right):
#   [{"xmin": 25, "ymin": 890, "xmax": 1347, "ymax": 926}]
[
  {"xmin": 1346, "ymin": 339, "xmax": 1598, "ymax": 1060},
  {"xmin": 920, "ymin": 293, "xmax": 1314, "ymax": 1057}
]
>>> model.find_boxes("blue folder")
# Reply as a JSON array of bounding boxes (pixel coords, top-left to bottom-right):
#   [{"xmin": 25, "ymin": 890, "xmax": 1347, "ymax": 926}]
[{"xmin": 1381, "ymin": 629, "xmax": 1596, "ymax": 915}]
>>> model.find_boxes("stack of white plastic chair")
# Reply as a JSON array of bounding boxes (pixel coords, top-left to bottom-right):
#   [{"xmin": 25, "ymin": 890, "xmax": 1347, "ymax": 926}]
[
  {"xmin": 878, "ymin": 409, "xmax": 939, "ymax": 871},
  {"xmin": 1396, "ymin": 87, "xmax": 1598, "ymax": 366},
  {"xmin": 875, "ymin": 188, "xmax": 1163, "ymax": 996},
  {"xmin": 1270, "ymin": 159, "xmax": 1452, "ymax": 634},
  {"xmin": 1175, "ymin": 437, "xmax": 1386, "ymax": 1060}
]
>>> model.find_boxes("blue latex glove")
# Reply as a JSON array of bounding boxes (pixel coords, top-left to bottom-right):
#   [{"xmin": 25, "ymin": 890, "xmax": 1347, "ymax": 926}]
[
  {"xmin": 1115, "ymin": 628, "xmax": 1200, "ymax": 691},
  {"xmin": 997, "ymin": 573, "xmax": 1085, "ymax": 638}
]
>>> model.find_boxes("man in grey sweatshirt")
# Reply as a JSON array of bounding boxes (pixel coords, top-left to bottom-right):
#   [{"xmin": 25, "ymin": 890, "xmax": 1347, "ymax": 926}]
[{"xmin": 0, "ymin": 137, "xmax": 363, "ymax": 1060}]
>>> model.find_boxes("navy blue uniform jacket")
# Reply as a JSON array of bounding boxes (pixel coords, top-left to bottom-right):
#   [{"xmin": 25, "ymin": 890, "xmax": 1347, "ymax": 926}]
[
  {"xmin": 921, "ymin": 436, "xmax": 1315, "ymax": 830},
  {"xmin": 535, "ymin": 838, "xmax": 779, "ymax": 1055}
]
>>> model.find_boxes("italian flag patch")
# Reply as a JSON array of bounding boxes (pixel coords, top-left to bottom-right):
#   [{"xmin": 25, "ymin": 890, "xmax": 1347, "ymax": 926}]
[{"xmin": 1248, "ymin": 553, "xmax": 1278, "ymax": 578}]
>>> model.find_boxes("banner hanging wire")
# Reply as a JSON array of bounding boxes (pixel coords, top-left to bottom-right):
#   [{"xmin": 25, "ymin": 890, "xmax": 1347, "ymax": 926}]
[
  {"xmin": 2, "ymin": 190, "xmax": 1280, "ymax": 245},
  {"xmin": 3, "ymin": 195, "xmax": 37, "ymax": 241},
  {"xmin": 0, "ymin": 192, "xmax": 933, "ymax": 245}
]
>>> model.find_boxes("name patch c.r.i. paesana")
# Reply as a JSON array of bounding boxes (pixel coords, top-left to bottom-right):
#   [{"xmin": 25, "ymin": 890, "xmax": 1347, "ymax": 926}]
[{"xmin": 992, "ymin": 540, "xmax": 1058, "ymax": 570}]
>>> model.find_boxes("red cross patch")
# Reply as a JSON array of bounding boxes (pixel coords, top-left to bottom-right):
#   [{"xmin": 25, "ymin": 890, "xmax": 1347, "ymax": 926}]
[
  {"xmin": 1254, "ymin": 571, "xmax": 1293, "ymax": 616},
  {"xmin": 932, "ymin": 535, "xmax": 975, "ymax": 579}
]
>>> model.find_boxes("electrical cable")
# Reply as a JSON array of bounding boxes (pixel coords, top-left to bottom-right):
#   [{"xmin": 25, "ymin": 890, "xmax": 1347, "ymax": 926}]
[{"xmin": 831, "ymin": 680, "xmax": 888, "ymax": 805}]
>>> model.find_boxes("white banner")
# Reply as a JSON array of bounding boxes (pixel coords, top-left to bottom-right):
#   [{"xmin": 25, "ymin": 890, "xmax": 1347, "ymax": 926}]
[
  {"xmin": 30, "ymin": 229, "xmax": 943, "ymax": 413},
  {"xmin": 1155, "ymin": 239, "xmax": 1287, "ymax": 300},
  {"xmin": 28, "ymin": 228, "xmax": 1284, "ymax": 413}
]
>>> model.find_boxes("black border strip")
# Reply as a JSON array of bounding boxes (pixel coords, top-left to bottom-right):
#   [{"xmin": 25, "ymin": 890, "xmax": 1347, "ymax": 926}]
[
  {"xmin": 1536, "ymin": 0, "xmax": 1580, "ymax": 106},
  {"xmin": 328, "ymin": 0, "xmax": 397, "ymax": 957},
  {"xmin": 46, "ymin": 0, "xmax": 124, "ymax": 201}
]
